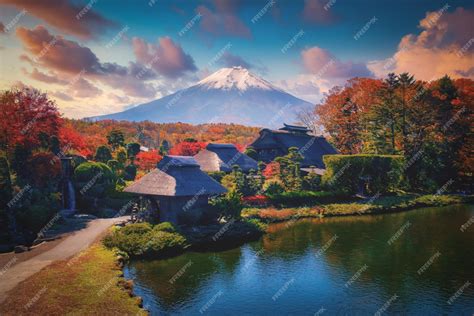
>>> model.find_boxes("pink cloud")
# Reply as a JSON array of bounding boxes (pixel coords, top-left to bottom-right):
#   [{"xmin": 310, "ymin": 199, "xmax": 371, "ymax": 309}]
[
  {"xmin": 132, "ymin": 36, "xmax": 197, "ymax": 78},
  {"xmin": 196, "ymin": 3, "xmax": 251, "ymax": 39},
  {"xmin": 368, "ymin": 7, "xmax": 474, "ymax": 80},
  {"xmin": 16, "ymin": 25, "xmax": 158, "ymax": 98},
  {"xmin": 28, "ymin": 68, "xmax": 67, "ymax": 85},
  {"xmin": 301, "ymin": 46, "xmax": 372, "ymax": 78},
  {"xmin": 1, "ymin": 0, "xmax": 116, "ymax": 39},
  {"xmin": 302, "ymin": 0, "xmax": 336, "ymax": 24}
]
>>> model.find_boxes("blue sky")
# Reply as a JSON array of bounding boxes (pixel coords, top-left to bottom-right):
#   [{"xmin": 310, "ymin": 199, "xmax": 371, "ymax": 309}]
[{"xmin": 0, "ymin": 0, "xmax": 473, "ymax": 118}]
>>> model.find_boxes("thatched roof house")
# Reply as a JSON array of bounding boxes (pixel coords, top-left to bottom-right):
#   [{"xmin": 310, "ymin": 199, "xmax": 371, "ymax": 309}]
[
  {"xmin": 250, "ymin": 124, "xmax": 338, "ymax": 169},
  {"xmin": 124, "ymin": 155, "xmax": 227, "ymax": 224},
  {"xmin": 194, "ymin": 143, "xmax": 258, "ymax": 173}
]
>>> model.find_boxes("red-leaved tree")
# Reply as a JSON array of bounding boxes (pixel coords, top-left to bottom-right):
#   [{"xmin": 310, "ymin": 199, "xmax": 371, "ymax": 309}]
[
  {"xmin": 135, "ymin": 150, "xmax": 163, "ymax": 171},
  {"xmin": 169, "ymin": 141, "xmax": 206, "ymax": 156}
]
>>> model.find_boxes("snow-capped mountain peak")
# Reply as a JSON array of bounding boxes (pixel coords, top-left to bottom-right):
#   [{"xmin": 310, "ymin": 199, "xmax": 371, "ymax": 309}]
[
  {"xmin": 196, "ymin": 66, "xmax": 281, "ymax": 91},
  {"xmin": 90, "ymin": 67, "xmax": 312, "ymax": 127}
]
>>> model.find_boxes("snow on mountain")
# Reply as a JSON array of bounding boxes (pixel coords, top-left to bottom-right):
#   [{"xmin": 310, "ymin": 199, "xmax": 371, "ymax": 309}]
[
  {"xmin": 89, "ymin": 67, "xmax": 313, "ymax": 127},
  {"xmin": 195, "ymin": 66, "xmax": 282, "ymax": 91}
]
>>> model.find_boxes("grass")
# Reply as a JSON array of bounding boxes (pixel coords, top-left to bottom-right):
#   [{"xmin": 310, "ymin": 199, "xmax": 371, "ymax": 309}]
[
  {"xmin": 242, "ymin": 194, "xmax": 473, "ymax": 223},
  {"xmin": 0, "ymin": 244, "xmax": 145, "ymax": 315}
]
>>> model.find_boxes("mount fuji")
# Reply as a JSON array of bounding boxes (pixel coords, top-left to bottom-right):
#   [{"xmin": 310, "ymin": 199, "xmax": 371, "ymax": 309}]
[{"xmin": 89, "ymin": 67, "xmax": 313, "ymax": 127}]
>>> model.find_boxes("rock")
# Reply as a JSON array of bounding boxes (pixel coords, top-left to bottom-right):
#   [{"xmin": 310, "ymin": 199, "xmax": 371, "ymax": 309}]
[{"xmin": 14, "ymin": 245, "xmax": 29, "ymax": 253}]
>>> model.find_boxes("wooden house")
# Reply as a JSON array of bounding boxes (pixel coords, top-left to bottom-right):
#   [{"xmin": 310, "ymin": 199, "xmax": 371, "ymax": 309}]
[
  {"xmin": 249, "ymin": 124, "xmax": 338, "ymax": 171},
  {"xmin": 124, "ymin": 156, "xmax": 227, "ymax": 225}
]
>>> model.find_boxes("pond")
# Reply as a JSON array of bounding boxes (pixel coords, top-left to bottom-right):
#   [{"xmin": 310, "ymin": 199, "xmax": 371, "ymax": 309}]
[{"xmin": 124, "ymin": 204, "xmax": 474, "ymax": 315}]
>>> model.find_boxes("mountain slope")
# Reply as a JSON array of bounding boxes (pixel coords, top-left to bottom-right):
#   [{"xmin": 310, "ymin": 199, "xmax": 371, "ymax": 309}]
[{"xmin": 89, "ymin": 67, "xmax": 313, "ymax": 127}]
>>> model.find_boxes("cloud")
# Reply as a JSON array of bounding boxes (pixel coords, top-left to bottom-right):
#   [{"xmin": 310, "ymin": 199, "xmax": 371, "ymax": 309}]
[
  {"xmin": 16, "ymin": 25, "xmax": 158, "ymax": 98},
  {"xmin": 278, "ymin": 74, "xmax": 344, "ymax": 104},
  {"xmin": 27, "ymin": 68, "xmax": 68, "ymax": 84},
  {"xmin": 368, "ymin": 7, "xmax": 474, "ymax": 80},
  {"xmin": 107, "ymin": 93, "xmax": 130, "ymax": 104},
  {"xmin": 1, "ymin": 0, "xmax": 117, "ymax": 39},
  {"xmin": 69, "ymin": 77, "xmax": 102, "ymax": 98},
  {"xmin": 196, "ymin": 2, "xmax": 251, "ymax": 39},
  {"xmin": 132, "ymin": 36, "xmax": 197, "ymax": 78},
  {"xmin": 302, "ymin": 0, "xmax": 337, "ymax": 24},
  {"xmin": 50, "ymin": 90, "xmax": 73, "ymax": 101},
  {"xmin": 301, "ymin": 46, "xmax": 372, "ymax": 78}
]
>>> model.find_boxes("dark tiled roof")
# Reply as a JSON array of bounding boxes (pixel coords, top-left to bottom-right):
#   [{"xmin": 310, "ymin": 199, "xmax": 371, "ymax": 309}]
[
  {"xmin": 194, "ymin": 143, "xmax": 258, "ymax": 172},
  {"xmin": 250, "ymin": 128, "xmax": 338, "ymax": 168}
]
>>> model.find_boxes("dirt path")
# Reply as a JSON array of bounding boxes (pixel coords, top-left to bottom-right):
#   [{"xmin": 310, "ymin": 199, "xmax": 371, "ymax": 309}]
[{"xmin": 0, "ymin": 216, "xmax": 129, "ymax": 304}]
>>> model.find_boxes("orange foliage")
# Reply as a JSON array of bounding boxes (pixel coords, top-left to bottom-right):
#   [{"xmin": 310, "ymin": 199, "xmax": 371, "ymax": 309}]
[
  {"xmin": 169, "ymin": 141, "xmax": 206, "ymax": 156},
  {"xmin": 135, "ymin": 150, "xmax": 163, "ymax": 171}
]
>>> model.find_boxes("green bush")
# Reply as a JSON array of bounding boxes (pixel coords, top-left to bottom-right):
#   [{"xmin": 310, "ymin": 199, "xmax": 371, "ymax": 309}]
[
  {"xmin": 74, "ymin": 162, "xmax": 115, "ymax": 210},
  {"xmin": 95, "ymin": 145, "xmax": 112, "ymax": 163},
  {"xmin": 322, "ymin": 154, "xmax": 405, "ymax": 195},
  {"xmin": 210, "ymin": 189, "xmax": 243, "ymax": 221},
  {"xmin": 268, "ymin": 191, "xmax": 350, "ymax": 207},
  {"xmin": 154, "ymin": 222, "xmax": 177, "ymax": 233},
  {"xmin": 103, "ymin": 222, "xmax": 186, "ymax": 258},
  {"xmin": 263, "ymin": 180, "xmax": 284, "ymax": 195}
]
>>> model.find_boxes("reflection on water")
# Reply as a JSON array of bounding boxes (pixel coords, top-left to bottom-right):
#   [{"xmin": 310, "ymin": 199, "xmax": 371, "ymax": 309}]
[{"xmin": 125, "ymin": 204, "xmax": 474, "ymax": 315}]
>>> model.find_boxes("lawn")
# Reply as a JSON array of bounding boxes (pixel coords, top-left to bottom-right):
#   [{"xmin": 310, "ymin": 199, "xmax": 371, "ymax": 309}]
[
  {"xmin": 0, "ymin": 244, "xmax": 145, "ymax": 315},
  {"xmin": 242, "ymin": 194, "xmax": 473, "ymax": 223}
]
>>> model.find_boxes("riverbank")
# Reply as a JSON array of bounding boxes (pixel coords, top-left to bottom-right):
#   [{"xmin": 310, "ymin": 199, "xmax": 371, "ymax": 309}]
[
  {"xmin": 0, "ymin": 243, "xmax": 146, "ymax": 315},
  {"xmin": 242, "ymin": 194, "xmax": 473, "ymax": 223}
]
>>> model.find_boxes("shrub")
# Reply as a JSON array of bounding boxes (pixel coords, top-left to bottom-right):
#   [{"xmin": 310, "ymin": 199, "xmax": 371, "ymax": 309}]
[
  {"xmin": 263, "ymin": 180, "xmax": 284, "ymax": 195},
  {"xmin": 322, "ymin": 154, "xmax": 405, "ymax": 195},
  {"xmin": 95, "ymin": 145, "xmax": 112, "ymax": 163},
  {"xmin": 74, "ymin": 162, "xmax": 115, "ymax": 210},
  {"xmin": 210, "ymin": 189, "xmax": 243, "ymax": 220},
  {"xmin": 242, "ymin": 195, "xmax": 270, "ymax": 206},
  {"xmin": 154, "ymin": 222, "xmax": 177, "ymax": 233},
  {"xmin": 28, "ymin": 151, "xmax": 61, "ymax": 186},
  {"xmin": 103, "ymin": 222, "xmax": 186, "ymax": 258}
]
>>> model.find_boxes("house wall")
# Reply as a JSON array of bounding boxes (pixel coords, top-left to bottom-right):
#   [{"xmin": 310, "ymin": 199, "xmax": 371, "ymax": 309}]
[{"xmin": 155, "ymin": 195, "xmax": 217, "ymax": 225}]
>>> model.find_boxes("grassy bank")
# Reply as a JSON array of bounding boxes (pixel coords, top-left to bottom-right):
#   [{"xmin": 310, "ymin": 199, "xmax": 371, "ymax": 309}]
[
  {"xmin": 0, "ymin": 244, "xmax": 145, "ymax": 315},
  {"xmin": 242, "ymin": 194, "xmax": 474, "ymax": 223}
]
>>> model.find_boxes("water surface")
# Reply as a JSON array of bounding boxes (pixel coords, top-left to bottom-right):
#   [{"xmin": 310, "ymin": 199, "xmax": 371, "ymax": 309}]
[{"xmin": 125, "ymin": 205, "xmax": 474, "ymax": 315}]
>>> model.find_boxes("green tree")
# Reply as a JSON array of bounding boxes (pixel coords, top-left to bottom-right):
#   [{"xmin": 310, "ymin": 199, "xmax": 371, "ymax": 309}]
[
  {"xmin": 115, "ymin": 147, "xmax": 128, "ymax": 168},
  {"xmin": 126, "ymin": 142, "xmax": 141, "ymax": 162},
  {"xmin": 123, "ymin": 164, "xmax": 137, "ymax": 181},
  {"xmin": 275, "ymin": 147, "xmax": 303, "ymax": 191},
  {"xmin": 95, "ymin": 145, "xmax": 112, "ymax": 163},
  {"xmin": 107, "ymin": 129, "xmax": 125, "ymax": 150}
]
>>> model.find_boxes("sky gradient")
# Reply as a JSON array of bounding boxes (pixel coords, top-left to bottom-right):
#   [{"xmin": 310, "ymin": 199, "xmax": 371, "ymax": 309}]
[{"xmin": 0, "ymin": 0, "xmax": 473, "ymax": 118}]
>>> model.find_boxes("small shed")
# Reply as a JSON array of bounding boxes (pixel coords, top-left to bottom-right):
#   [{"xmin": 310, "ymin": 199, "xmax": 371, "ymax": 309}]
[
  {"xmin": 124, "ymin": 155, "xmax": 227, "ymax": 225},
  {"xmin": 194, "ymin": 143, "xmax": 258, "ymax": 173}
]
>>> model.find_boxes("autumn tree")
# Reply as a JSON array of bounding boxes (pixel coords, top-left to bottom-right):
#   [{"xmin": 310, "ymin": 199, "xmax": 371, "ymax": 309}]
[
  {"xmin": 135, "ymin": 150, "xmax": 163, "ymax": 171},
  {"xmin": 0, "ymin": 87, "xmax": 61, "ymax": 153},
  {"xmin": 169, "ymin": 141, "xmax": 206, "ymax": 156}
]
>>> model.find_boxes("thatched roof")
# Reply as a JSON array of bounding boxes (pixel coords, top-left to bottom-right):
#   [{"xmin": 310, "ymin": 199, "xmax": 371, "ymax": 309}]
[
  {"xmin": 250, "ymin": 126, "xmax": 338, "ymax": 168},
  {"xmin": 194, "ymin": 143, "xmax": 258, "ymax": 172},
  {"xmin": 124, "ymin": 155, "xmax": 227, "ymax": 196}
]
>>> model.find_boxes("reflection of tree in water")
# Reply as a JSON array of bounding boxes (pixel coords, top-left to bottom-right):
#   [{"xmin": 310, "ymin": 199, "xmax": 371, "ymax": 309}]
[
  {"xmin": 265, "ymin": 205, "xmax": 474, "ymax": 310},
  {"xmin": 129, "ymin": 205, "xmax": 474, "ymax": 314},
  {"xmin": 128, "ymin": 247, "xmax": 244, "ymax": 309}
]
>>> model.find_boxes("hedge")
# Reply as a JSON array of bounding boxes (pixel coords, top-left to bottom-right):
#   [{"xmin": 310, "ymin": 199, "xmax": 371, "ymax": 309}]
[
  {"xmin": 267, "ymin": 191, "xmax": 351, "ymax": 207},
  {"xmin": 322, "ymin": 154, "xmax": 405, "ymax": 195}
]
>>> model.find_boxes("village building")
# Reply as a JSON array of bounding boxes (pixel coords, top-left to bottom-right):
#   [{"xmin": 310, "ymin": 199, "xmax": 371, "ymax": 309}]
[
  {"xmin": 250, "ymin": 124, "xmax": 338, "ymax": 174},
  {"xmin": 194, "ymin": 143, "xmax": 258, "ymax": 173},
  {"xmin": 124, "ymin": 155, "xmax": 227, "ymax": 225}
]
